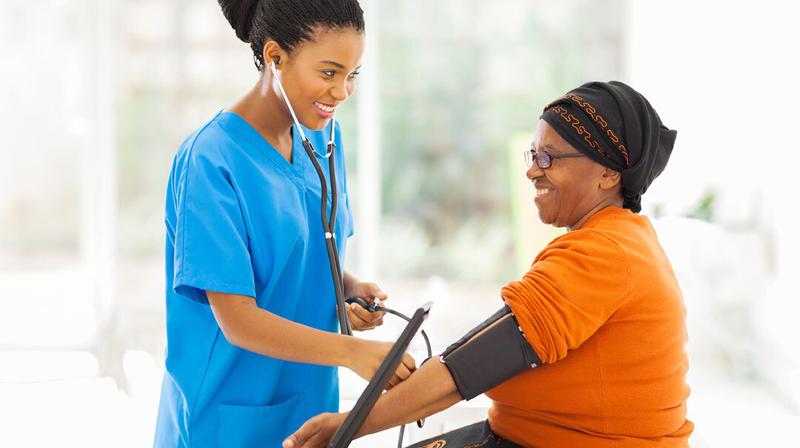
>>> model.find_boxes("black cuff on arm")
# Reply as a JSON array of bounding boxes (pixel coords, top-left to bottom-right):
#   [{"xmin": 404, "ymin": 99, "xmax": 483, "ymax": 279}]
[{"xmin": 440, "ymin": 305, "xmax": 541, "ymax": 400}]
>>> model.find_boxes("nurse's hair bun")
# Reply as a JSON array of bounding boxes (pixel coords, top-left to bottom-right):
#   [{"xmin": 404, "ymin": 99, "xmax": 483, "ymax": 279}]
[
  {"xmin": 218, "ymin": 0, "xmax": 260, "ymax": 43},
  {"xmin": 218, "ymin": 0, "xmax": 365, "ymax": 72}
]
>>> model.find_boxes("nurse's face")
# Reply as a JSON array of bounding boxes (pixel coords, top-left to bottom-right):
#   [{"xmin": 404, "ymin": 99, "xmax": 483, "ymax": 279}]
[
  {"xmin": 526, "ymin": 120, "xmax": 620, "ymax": 229},
  {"xmin": 272, "ymin": 27, "xmax": 365, "ymax": 131}
]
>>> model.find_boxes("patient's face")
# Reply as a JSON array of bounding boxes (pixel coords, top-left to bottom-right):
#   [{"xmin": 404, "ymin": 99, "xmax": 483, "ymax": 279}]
[{"xmin": 526, "ymin": 120, "xmax": 609, "ymax": 229}]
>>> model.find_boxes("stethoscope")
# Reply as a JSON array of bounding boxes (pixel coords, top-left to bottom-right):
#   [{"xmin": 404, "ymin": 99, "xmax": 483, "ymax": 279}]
[
  {"xmin": 271, "ymin": 60, "xmax": 432, "ymax": 445},
  {"xmin": 270, "ymin": 60, "xmax": 353, "ymax": 336}
]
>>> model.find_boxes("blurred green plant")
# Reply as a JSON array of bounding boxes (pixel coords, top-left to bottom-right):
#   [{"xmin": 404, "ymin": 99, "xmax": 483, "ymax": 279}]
[
  {"xmin": 687, "ymin": 190, "xmax": 716, "ymax": 222},
  {"xmin": 375, "ymin": 0, "xmax": 624, "ymax": 282}
]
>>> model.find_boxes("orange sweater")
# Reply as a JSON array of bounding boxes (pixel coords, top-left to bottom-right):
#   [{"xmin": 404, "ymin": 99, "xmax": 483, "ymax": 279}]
[{"xmin": 489, "ymin": 207, "xmax": 693, "ymax": 447}]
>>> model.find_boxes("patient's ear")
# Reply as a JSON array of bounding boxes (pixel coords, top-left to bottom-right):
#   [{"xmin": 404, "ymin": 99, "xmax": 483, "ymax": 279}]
[{"xmin": 598, "ymin": 167, "xmax": 622, "ymax": 191}]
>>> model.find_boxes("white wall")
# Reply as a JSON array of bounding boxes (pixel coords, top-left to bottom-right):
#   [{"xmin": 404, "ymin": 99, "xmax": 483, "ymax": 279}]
[{"xmin": 627, "ymin": 0, "xmax": 800, "ymax": 416}]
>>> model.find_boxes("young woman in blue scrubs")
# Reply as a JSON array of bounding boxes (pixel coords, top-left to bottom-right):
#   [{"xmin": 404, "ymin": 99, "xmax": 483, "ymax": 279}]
[{"xmin": 153, "ymin": 1, "xmax": 416, "ymax": 446}]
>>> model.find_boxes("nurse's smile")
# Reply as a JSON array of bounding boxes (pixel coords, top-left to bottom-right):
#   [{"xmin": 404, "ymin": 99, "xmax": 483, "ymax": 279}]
[
  {"xmin": 274, "ymin": 28, "xmax": 364, "ymax": 131},
  {"xmin": 314, "ymin": 101, "xmax": 337, "ymax": 119}
]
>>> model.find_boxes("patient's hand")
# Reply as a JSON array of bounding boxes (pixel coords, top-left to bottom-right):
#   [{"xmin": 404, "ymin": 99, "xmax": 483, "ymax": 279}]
[{"xmin": 283, "ymin": 412, "xmax": 346, "ymax": 448}]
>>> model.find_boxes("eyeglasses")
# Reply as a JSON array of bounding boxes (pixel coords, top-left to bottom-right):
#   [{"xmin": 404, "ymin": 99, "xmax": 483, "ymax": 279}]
[{"xmin": 524, "ymin": 149, "xmax": 586, "ymax": 169}]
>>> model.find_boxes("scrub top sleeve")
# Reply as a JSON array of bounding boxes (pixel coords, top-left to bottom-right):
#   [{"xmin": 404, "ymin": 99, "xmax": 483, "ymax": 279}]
[{"xmin": 172, "ymin": 149, "xmax": 256, "ymax": 304}]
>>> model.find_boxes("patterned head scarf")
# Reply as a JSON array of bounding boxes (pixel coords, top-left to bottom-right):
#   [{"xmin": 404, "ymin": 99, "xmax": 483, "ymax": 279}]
[{"xmin": 541, "ymin": 81, "xmax": 677, "ymax": 213}]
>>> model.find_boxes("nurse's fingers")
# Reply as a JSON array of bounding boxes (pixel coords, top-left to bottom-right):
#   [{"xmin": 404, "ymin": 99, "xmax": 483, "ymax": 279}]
[
  {"xmin": 348, "ymin": 303, "xmax": 385, "ymax": 330},
  {"xmin": 385, "ymin": 354, "xmax": 414, "ymax": 390},
  {"xmin": 371, "ymin": 286, "xmax": 388, "ymax": 301},
  {"xmin": 362, "ymin": 282, "xmax": 388, "ymax": 301},
  {"xmin": 347, "ymin": 304, "xmax": 372, "ymax": 330},
  {"xmin": 282, "ymin": 418, "xmax": 318, "ymax": 448},
  {"xmin": 283, "ymin": 413, "xmax": 344, "ymax": 448},
  {"xmin": 394, "ymin": 360, "xmax": 413, "ymax": 381},
  {"xmin": 350, "ymin": 302, "xmax": 381, "ymax": 321},
  {"xmin": 401, "ymin": 353, "xmax": 417, "ymax": 373}
]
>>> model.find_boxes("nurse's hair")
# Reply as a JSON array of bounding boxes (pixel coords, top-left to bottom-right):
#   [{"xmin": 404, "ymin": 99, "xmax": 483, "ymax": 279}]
[{"xmin": 218, "ymin": 0, "xmax": 365, "ymax": 72}]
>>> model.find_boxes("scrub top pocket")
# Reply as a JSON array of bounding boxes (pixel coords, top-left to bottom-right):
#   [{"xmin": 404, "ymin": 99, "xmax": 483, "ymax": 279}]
[{"xmin": 217, "ymin": 394, "xmax": 306, "ymax": 448}]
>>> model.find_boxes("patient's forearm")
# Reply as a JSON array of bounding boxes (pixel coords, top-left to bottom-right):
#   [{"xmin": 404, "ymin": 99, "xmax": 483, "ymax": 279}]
[{"xmin": 357, "ymin": 358, "xmax": 462, "ymax": 437}]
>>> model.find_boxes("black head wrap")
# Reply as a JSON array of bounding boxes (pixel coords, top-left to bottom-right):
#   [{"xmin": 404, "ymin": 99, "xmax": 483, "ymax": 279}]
[{"xmin": 540, "ymin": 81, "xmax": 676, "ymax": 213}]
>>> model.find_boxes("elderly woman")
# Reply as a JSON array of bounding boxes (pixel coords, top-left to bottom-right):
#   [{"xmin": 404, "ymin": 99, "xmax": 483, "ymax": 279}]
[{"xmin": 284, "ymin": 81, "xmax": 693, "ymax": 448}]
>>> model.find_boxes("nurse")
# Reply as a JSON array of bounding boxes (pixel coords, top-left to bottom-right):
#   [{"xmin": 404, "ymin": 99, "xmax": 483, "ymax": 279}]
[{"xmin": 153, "ymin": 1, "xmax": 415, "ymax": 447}]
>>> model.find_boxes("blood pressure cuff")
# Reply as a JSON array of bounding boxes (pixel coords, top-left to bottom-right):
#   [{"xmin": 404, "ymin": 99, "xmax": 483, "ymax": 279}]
[{"xmin": 440, "ymin": 305, "xmax": 540, "ymax": 400}]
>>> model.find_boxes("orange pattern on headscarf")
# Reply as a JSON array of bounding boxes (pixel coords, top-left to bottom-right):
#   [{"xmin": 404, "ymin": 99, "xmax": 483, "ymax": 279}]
[
  {"xmin": 550, "ymin": 105, "xmax": 609, "ymax": 160},
  {"xmin": 565, "ymin": 94, "xmax": 631, "ymax": 166}
]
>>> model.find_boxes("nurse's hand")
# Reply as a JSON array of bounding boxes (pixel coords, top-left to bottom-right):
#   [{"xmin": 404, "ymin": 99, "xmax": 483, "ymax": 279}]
[
  {"xmin": 346, "ymin": 301, "xmax": 385, "ymax": 331},
  {"xmin": 282, "ymin": 412, "xmax": 345, "ymax": 448},
  {"xmin": 344, "ymin": 280, "xmax": 387, "ymax": 331},
  {"xmin": 349, "ymin": 339, "xmax": 416, "ymax": 388}
]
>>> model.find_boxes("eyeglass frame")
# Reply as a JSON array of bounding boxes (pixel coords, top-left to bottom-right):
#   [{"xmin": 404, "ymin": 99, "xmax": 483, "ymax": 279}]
[{"xmin": 524, "ymin": 148, "xmax": 586, "ymax": 169}]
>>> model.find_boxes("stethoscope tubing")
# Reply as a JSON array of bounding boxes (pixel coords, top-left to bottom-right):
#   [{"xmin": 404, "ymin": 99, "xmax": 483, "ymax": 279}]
[
  {"xmin": 270, "ymin": 60, "xmax": 430, "ymax": 446},
  {"xmin": 271, "ymin": 60, "xmax": 352, "ymax": 336},
  {"xmin": 301, "ymin": 137, "xmax": 353, "ymax": 336}
]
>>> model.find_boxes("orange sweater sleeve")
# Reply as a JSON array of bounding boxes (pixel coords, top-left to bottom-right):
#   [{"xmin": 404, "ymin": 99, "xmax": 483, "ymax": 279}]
[{"xmin": 502, "ymin": 229, "xmax": 632, "ymax": 364}]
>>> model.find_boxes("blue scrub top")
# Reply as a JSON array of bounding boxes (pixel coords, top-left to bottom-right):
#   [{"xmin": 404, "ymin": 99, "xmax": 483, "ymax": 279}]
[{"xmin": 154, "ymin": 111, "xmax": 354, "ymax": 448}]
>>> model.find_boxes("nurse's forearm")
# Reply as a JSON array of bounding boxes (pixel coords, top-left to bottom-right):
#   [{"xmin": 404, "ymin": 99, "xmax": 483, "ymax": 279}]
[
  {"xmin": 357, "ymin": 358, "xmax": 462, "ymax": 437},
  {"xmin": 207, "ymin": 292, "xmax": 357, "ymax": 368}
]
